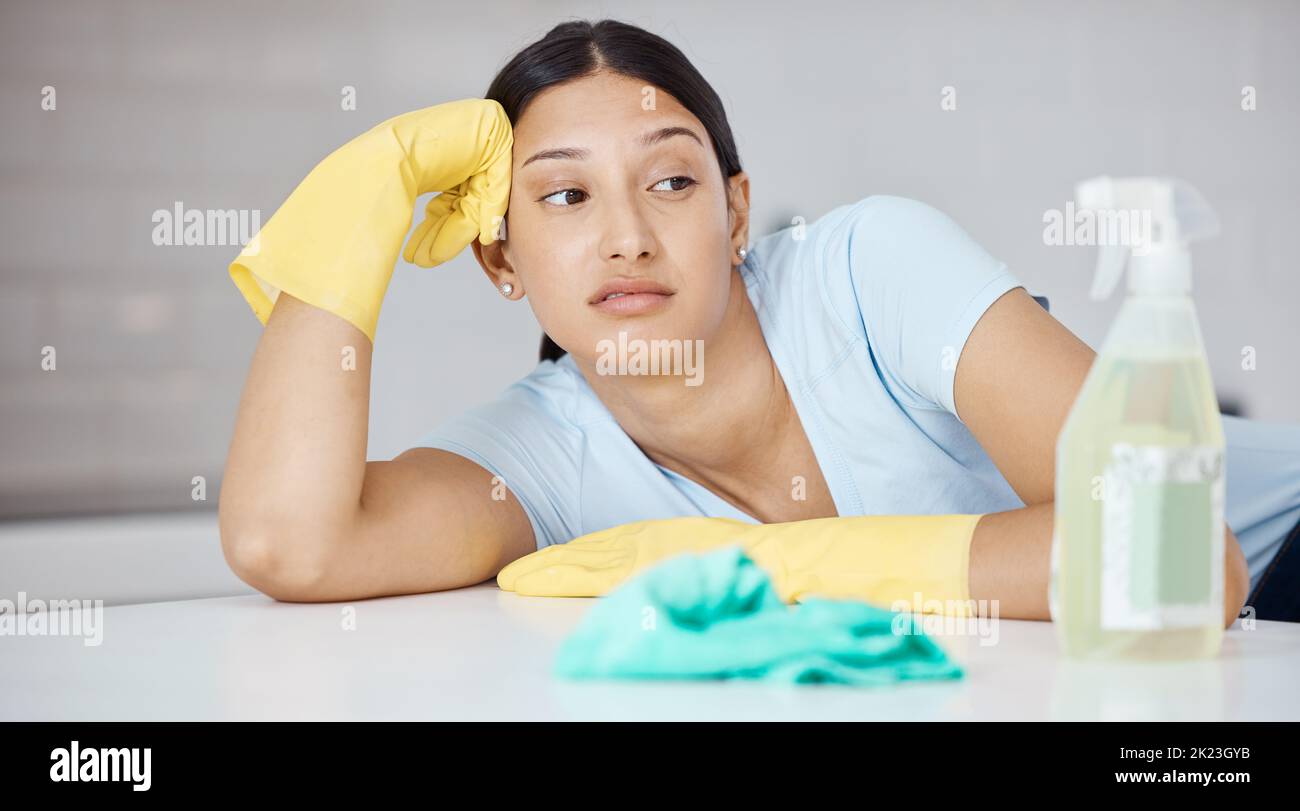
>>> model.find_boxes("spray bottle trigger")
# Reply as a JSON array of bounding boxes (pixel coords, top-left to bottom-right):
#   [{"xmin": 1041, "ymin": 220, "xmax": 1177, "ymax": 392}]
[{"xmin": 1089, "ymin": 244, "xmax": 1129, "ymax": 301}]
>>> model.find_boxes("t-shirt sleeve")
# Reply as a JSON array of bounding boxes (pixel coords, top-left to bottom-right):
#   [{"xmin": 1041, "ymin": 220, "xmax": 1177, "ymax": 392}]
[
  {"xmin": 411, "ymin": 381, "xmax": 582, "ymax": 551},
  {"xmin": 834, "ymin": 195, "xmax": 1022, "ymax": 419}
]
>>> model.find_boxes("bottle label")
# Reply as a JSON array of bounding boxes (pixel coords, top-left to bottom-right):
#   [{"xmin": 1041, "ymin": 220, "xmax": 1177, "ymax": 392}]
[{"xmin": 1101, "ymin": 444, "xmax": 1224, "ymax": 631}]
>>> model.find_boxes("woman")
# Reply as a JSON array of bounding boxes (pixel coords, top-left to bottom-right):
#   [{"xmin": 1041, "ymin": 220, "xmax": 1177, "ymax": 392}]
[{"xmin": 219, "ymin": 19, "xmax": 1300, "ymax": 623}]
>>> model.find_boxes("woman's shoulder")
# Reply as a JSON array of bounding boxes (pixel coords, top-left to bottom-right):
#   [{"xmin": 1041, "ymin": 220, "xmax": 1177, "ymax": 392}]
[
  {"xmin": 744, "ymin": 194, "xmax": 967, "ymax": 289},
  {"xmin": 756, "ymin": 193, "xmax": 1006, "ymax": 291},
  {"xmin": 830, "ymin": 193, "xmax": 957, "ymax": 228},
  {"xmin": 756, "ymin": 193, "xmax": 953, "ymax": 245},
  {"xmin": 743, "ymin": 193, "xmax": 1017, "ymax": 411},
  {"xmin": 741, "ymin": 194, "xmax": 961, "ymax": 324}
]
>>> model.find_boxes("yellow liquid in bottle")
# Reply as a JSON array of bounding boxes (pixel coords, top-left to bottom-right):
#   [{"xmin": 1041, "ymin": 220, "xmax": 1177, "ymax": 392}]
[{"xmin": 1052, "ymin": 353, "xmax": 1225, "ymax": 660}]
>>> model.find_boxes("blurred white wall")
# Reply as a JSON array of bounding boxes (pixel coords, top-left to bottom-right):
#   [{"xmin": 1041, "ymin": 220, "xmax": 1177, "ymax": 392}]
[{"xmin": 1, "ymin": 0, "xmax": 1297, "ymax": 519}]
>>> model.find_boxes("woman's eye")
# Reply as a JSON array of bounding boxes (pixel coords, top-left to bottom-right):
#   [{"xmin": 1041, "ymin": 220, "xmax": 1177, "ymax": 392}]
[
  {"xmin": 653, "ymin": 176, "xmax": 697, "ymax": 193},
  {"xmin": 541, "ymin": 188, "xmax": 588, "ymax": 207},
  {"xmin": 540, "ymin": 177, "xmax": 695, "ymax": 208}
]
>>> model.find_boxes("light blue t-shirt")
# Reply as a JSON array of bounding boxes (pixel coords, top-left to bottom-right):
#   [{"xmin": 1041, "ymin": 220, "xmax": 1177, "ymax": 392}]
[{"xmin": 417, "ymin": 195, "xmax": 1300, "ymax": 593}]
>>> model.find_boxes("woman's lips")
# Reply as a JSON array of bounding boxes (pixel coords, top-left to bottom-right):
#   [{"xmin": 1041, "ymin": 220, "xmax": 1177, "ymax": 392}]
[{"xmin": 590, "ymin": 291, "xmax": 674, "ymax": 316}]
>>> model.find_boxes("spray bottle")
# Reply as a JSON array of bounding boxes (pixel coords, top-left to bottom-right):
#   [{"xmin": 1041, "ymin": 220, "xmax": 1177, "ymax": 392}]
[{"xmin": 1050, "ymin": 176, "xmax": 1226, "ymax": 659}]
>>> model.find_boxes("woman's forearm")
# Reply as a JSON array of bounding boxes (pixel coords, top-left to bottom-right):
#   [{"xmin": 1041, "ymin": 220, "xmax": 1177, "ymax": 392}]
[
  {"xmin": 968, "ymin": 502, "xmax": 1249, "ymax": 627},
  {"xmin": 967, "ymin": 503, "xmax": 1054, "ymax": 620},
  {"xmin": 218, "ymin": 293, "xmax": 372, "ymax": 590}
]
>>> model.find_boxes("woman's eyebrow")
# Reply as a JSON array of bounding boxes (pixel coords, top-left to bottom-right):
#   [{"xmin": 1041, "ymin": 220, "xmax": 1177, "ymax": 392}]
[{"xmin": 519, "ymin": 126, "xmax": 704, "ymax": 169}]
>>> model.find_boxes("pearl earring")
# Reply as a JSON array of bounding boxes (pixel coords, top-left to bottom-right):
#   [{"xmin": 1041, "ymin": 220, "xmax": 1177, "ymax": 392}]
[
  {"xmin": 737, "ymin": 247, "xmax": 748, "ymax": 261},
  {"xmin": 499, "ymin": 282, "xmax": 514, "ymax": 297}
]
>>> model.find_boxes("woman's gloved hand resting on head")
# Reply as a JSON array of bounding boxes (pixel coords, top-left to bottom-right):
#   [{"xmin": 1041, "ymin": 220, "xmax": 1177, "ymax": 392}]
[{"xmin": 228, "ymin": 98, "xmax": 513, "ymax": 343}]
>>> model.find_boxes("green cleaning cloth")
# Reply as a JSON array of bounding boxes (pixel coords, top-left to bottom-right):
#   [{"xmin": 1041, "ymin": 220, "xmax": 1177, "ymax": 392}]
[{"xmin": 554, "ymin": 545, "xmax": 964, "ymax": 686}]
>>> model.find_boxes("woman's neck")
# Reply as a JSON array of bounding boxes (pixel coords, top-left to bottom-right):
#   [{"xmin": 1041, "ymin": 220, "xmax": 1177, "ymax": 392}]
[{"xmin": 575, "ymin": 270, "xmax": 794, "ymax": 495}]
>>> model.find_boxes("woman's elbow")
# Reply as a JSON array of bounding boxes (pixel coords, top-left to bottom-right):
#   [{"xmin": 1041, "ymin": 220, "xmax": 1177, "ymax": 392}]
[
  {"xmin": 219, "ymin": 517, "xmax": 335, "ymax": 602},
  {"xmin": 1223, "ymin": 527, "xmax": 1249, "ymax": 629}
]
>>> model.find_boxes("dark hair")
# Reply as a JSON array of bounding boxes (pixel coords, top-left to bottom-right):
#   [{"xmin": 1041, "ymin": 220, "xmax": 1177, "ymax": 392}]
[{"xmin": 484, "ymin": 19, "xmax": 744, "ymax": 363}]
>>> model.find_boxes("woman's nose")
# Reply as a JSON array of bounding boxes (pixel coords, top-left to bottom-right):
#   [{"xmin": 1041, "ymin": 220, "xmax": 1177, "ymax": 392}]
[{"xmin": 598, "ymin": 197, "xmax": 658, "ymax": 264}]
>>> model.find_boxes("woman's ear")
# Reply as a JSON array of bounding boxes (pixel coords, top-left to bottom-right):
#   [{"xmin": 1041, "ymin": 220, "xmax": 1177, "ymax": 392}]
[
  {"xmin": 727, "ymin": 172, "xmax": 752, "ymax": 259},
  {"xmin": 470, "ymin": 233, "xmax": 522, "ymax": 300}
]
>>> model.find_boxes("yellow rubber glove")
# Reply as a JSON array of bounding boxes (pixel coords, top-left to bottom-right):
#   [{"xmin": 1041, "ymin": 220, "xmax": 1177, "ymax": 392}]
[
  {"xmin": 228, "ymin": 98, "xmax": 513, "ymax": 342},
  {"xmin": 497, "ymin": 514, "xmax": 984, "ymax": 616}
]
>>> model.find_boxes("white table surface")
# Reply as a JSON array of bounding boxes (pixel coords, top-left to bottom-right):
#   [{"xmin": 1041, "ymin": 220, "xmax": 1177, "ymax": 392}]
[{"xmin": 3, "ymin": 583, "xmax": 1297, "ymax": 721}]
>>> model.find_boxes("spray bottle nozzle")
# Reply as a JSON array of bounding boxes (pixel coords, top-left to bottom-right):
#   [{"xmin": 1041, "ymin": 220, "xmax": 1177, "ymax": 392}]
[{"xmin": 1074, "ymin": 176, "xmax": 1220, "ymax": 300}]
